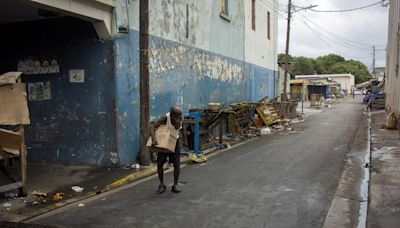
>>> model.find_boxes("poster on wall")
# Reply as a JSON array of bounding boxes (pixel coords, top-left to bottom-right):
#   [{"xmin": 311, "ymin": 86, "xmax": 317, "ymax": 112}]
[
  {"xmin": 69, "ymin": 69, "xmax": 85, "ymax": 83},
  {"xmin": 28, "ymin": 82, "xmax": 51, "ymax": 101}
]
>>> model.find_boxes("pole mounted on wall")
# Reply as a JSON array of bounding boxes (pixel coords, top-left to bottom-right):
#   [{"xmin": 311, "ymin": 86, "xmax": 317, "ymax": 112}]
[{"xmin": 139, "ymin": 0, "xmax": 150, "ymax": 165}]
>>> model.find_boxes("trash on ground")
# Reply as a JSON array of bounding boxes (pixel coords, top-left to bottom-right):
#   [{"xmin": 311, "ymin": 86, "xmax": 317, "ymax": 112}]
[
  {"xmin": 382, "ymin": 112, "xmax": 397, "ymax": 130},
  {"xmin": 189, "ymin": 153, "xmax": 207, "ymax": 163},
  {"xmin": 78, "ymin": 203, "xmax": 85, "ymax": 207},
  {"xmin": 32, "ymin": 201, "xmax": 39, "ymax": 206},
  {"xmin": 260, "ymin": 127, "xmax": 272, "ymax": 135},
  {"xmin": 287, "ymin": 128, "xmax": 294, "ymax": 131},
  {"xmin": 31, "ymin": 191, "xmax": 47, "ymax": 197},
  {"xmin": 71, "ymin": 186, "xmax": 84, "ymax": 193},
  {"xmin": 53, "ymin": 192, "xmax": 64, "ymax": 201},
  {"xmin": 2, "ymin": 202, "xmax": 12, "ymax": 208}
]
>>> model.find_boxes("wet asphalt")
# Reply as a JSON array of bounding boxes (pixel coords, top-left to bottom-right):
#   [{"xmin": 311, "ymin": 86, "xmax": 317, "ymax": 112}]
[{"xmin": 32, "ymin": 97, "xmax": 365, "ymax": 228}]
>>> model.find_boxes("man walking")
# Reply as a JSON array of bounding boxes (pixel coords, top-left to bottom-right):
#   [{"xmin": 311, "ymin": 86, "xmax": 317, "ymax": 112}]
[{"xmin": 150, "ymin": 106, "xmax": 183, "ymax": 194}]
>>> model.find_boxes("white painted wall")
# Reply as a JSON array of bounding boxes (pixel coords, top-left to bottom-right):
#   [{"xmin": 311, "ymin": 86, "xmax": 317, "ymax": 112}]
[
  {"xmin": 244, "ymin": 0, "xmax": 278, "ymax": 70},
  {"xmin": 126, "ymin": 0, "xmax": 245, "ymax": 60}
]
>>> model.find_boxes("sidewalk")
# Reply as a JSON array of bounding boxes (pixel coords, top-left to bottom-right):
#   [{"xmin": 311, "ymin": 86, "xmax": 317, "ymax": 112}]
[{"xmin": 368, "ymin": 110, "xmax": 400, "ymax": 227}]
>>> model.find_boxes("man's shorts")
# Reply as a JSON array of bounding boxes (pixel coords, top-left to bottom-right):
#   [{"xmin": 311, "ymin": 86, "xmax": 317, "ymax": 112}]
[{"xmin": 157, "ymin": 139, "xmax": 180, "ymax": 166}]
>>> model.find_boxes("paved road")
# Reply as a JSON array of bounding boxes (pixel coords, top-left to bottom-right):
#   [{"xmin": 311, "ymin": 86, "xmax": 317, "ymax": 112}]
[{"xmin": 33, "ymin": 98, "xmax": 364, "ymax": 228}]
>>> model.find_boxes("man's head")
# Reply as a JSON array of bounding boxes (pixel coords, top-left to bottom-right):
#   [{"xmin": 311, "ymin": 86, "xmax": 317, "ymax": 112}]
[{"xmin": 170, "ymin": 105, "xmax": 182, "ymax": 129}]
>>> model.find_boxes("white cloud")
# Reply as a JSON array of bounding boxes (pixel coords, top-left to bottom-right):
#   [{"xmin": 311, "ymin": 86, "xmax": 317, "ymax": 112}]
[{"xmin": 278, "ymin": 0, "xmax": 389, "ymax": 69}]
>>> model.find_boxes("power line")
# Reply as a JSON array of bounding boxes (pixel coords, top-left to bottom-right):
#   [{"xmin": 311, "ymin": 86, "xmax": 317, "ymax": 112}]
[
  {"xmin": 297, "ymin": 12, "xmax": 387, "ymax": 48},
  {"xmin": 296, "ymin": 19, "xmax": 374, "ymax": 60},
  {"xmin": 306, "ymin": 1, "xmax": 383, "ymax": 13}
]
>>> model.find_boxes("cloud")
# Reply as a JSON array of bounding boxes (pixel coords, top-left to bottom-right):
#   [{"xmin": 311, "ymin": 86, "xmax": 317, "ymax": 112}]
[{"xmin": 278, "ymin": 0, "xmax": 389, "ymax": 69}]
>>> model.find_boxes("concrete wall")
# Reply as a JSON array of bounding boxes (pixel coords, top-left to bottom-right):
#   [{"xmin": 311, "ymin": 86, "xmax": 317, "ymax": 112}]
[
  {"xmin": 385, "ymin": 0, "xmax": 400, "ymax": 116},
  {"xmin": 0, "ymin": 17, "xmax": 117, "ymax": 166},
  {"xmin": 0, "ymin": 0, "xmax": 279, "ymax": 166},
  {"xmin": 244, "ymin": 0, "xmax": 278, "ymax": 71},
  {"xmin": 112, "ymin": 0, "xmax": 279, "ymax": 163}
]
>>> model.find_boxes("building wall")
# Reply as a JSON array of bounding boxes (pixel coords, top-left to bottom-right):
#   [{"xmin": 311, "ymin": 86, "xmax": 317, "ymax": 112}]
[
  {"xmin": 0, "ymin": 17, "xmax": 118, "ymax": 166},
  {"xmin": 0, "ymin": 0, "xmax": 278, "ymax": 166},
  {"xmin": 244, "ymin": 0, "xmax": 278, "ymax": 71},
  {"xmin": 296, "ymin": 74, "xmax": 355, "ymax": 95},
  {"xmin": 385, "ymin": 0, "xmax": 400, "ymax": 116},
  {"xmin": 113, "ymin": 0, "xmax": 279, "ymax": 163}
]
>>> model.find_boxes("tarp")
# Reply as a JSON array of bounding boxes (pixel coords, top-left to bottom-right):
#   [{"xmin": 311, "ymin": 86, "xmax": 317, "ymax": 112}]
[{"xmin": 0, "ymin": 83, "xmax": 30, "ymax": 125}]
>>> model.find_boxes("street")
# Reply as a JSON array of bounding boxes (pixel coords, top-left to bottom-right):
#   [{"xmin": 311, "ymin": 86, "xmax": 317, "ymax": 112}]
[{"xmin": 25, "ymin": 98, "xmax": 365, "ymax": 228}]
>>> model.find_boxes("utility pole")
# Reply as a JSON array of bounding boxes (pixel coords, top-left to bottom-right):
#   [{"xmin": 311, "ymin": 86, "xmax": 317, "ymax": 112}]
[
  {"xmin": 372, "ymin": 45, "xmax": 376, "ymax": 78},
  {"xmin": 282, "ymin": 2, "xmax": 317, "ymax": 101},
  {"xmin": 282, "ymin": 0, "xmax": 292, "ymax": 101},
  {"xmin": 139, "ymin": 0, "xmax": 150, "ymax": 165}
]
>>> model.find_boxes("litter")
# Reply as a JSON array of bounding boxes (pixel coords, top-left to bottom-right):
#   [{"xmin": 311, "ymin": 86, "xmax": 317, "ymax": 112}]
[
  {"xmin": 32, "ymin": 201, "xmax": 39, "ymax": 206},
  {"xmin": 260, "ymin": 127, "xmax": 272, "ymax": 135},
  {"xmin": 53, "ymin": 192, "xmax": 64, "ymax": 201},
  {"xmin": 78, "ymin": 203, "xmax": 85, "ymax": 207},
  {"xmin": 2, "ymin": 202, "xmax": 12, "ymax": 208},
  {"xmin": 31, "ymin": 191, "xmax": 47, "ymax": 197},
  {"xmin": 188, "ymin": 153, "xmax": 207, "ymax": 163},
  {"xmin": 71, "ymin": 186, "xmax": 84, "ymax": 193}
]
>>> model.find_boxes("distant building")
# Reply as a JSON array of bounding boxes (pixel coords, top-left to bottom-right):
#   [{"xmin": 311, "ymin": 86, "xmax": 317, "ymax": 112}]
[
  {"xmin": 295, "ymin": 74, "xmax": 355, "ymax": 95},
  {"xmin": 374, "ymin": 65, "xmax": 385, "ymax": 81}
]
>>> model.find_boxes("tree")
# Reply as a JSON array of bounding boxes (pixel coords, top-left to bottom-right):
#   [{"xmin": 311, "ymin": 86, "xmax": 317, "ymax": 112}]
[
  {"xmin": 277, "ymin": 53, "xmax": 371, "ymax": 83},
  {"xmin": 315, "ymin": 54, "xmax": 346, "ymax": 74},
  {"xmin": 330, "ymin": 60, "xmax": 371, "ymax": 84},
  {"xmin": 292, "ymin": 56, "xmax": 314, "ymax": 76}
]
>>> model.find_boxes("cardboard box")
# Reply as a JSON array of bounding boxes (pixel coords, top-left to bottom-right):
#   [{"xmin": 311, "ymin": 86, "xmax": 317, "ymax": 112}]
[
  {"xmin": 0, "ymin": 83, "xmax": 30, "ymax": 125},
  {"xmin": 146, "ymin": 125, "xmax": 178, "ymax": 153}
]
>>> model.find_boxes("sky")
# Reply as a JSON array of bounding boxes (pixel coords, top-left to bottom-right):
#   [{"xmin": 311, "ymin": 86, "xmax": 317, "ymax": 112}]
[{"xmin": 277, "ymin": 0, "xmax": 389, "ymax": 69}]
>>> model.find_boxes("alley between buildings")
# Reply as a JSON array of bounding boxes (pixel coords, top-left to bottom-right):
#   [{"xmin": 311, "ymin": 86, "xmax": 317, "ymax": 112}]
[{"xmin": 28, "ymin": 98, "xmax": 365, "ymax": 228}]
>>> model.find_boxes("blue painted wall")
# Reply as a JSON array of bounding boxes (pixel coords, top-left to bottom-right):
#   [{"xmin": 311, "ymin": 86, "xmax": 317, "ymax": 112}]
[
  {"xmin": 113, "ymin": 32, "xmax": 141, "ymax": 164},
  {"xmin": 0, "ymin": 17, "xmax": 117, "ymax": 166},
  {"xmin": 0, "ymin": 17, "xmax": 278, "ymax": 166},
  {"xmin": 113, "ymin": 30, "xmax": 277, "ymax": 164}
]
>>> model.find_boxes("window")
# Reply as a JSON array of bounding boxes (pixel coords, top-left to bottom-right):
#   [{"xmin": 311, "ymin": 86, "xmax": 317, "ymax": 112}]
[
  {"xmin": 252, "ymin": 0, "xmax": 256, "ymax": 30},
  {"xmin": 267, "ymin": 11, "xmax": 271, "ymax": 39}
]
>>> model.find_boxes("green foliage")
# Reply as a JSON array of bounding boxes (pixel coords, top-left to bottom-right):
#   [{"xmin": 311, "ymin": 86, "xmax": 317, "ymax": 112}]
[
  {"xmin": 277, "ymin": 53, "xmax": 371, "ymax": 84},
  {"xmin": 292, "ymin": 56, "xmax": 314, "ymax": 76}
]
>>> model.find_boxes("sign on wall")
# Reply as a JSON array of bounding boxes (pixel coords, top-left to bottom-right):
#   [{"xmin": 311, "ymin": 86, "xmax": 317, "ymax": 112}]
[
  {"xmin": 69, "ymin": 69, "xmax": 85, "ymax": 83},
  {"xmin": 28, "ymin": 82, "xmax": 51, "ymax": 101}
]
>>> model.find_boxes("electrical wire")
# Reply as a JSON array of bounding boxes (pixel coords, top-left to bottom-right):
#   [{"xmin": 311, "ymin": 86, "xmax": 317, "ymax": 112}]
[
  {"xmin": 306, "ymin": 1, "xmax": 384, "ymax": 13},
  {"xmin": 294, "ymin": 19, "xmax": 375, "ymax": 60},
  {"xmin": 296, "ymin": 12, "xmax": 387, "ymax": 48}
]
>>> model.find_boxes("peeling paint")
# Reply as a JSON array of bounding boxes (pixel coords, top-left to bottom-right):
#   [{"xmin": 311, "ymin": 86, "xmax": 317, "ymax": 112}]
[{"xmin": 149, "ymin": 42, "xmax": 244, "ymax": 83}]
